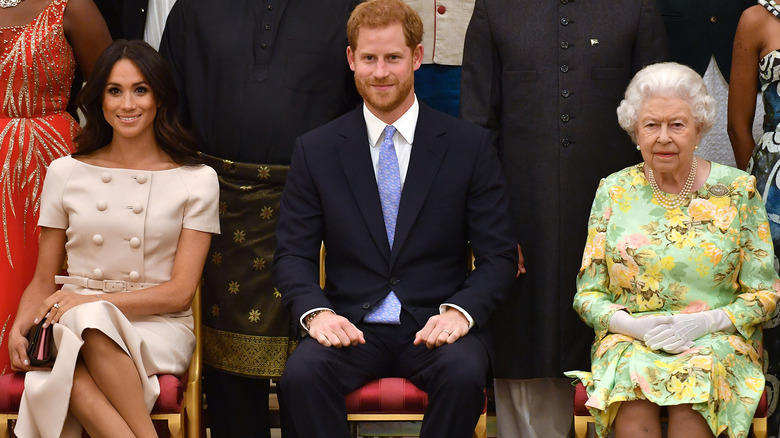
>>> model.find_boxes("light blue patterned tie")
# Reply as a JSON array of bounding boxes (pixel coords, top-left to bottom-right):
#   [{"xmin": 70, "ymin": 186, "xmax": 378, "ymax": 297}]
[{"xmin": 364, "ymin": 125, "xmax": 402, "ymax": 324}]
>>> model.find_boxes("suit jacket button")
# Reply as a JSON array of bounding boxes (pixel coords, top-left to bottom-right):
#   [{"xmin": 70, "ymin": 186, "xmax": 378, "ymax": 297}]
[
  {"xmin": 390, "ymin": 277, "xmax": 400, "ymax": 286},
  {"xmin": 362, "ymin": 302, "xmax": 371, "ymax": 309}
]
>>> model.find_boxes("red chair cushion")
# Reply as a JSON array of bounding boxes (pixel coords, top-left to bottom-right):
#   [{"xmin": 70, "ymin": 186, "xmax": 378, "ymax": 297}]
[
  {"xmin": 344, "ymin": 377, "xmax": 488, "ymax": 416},
  {"xmin": 0, "ymin": 373, "xmax": 24, "ymax": 412},
  {"xmin": 345, "ymin": 378, "xmax": 428, "ymax": 414},
  {"xmin": 573, "ymin": 381, "xmax": 591, "ymax": 416},
  {"xmin": 756, "ymin": 387, "xmax": 768, "ymax": 418},
  {"xmin": 0, "ymin": 371, "xmax": 185, "ymax": 414},
  {"xmin": 574, "ymin": 381, "xmax": 768, "ymax": 419},
  {"xmin": 154, "ymin": 371, "xmax": 188, "ymax": 413}
]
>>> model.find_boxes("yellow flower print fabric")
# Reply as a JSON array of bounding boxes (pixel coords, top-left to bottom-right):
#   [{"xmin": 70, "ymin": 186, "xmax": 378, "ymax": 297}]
[{"xmin": 566, "ymin": 163, "xmax": 780, "ymax": 438}]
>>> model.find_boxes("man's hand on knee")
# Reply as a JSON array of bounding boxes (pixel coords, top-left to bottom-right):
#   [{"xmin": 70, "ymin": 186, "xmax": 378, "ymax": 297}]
[
  {"xmin": 414, "ymin": 308, "xmax": 470, "ymax": 349},
  {"xmin": 309, "ymin": 312, "xmax": 366, "ymax": 348}
]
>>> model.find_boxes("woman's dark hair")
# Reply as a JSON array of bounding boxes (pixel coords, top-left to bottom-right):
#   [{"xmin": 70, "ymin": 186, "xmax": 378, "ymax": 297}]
[{"xmin": 73, "ymin": 39, "xmax": 202, "ymax": 165}]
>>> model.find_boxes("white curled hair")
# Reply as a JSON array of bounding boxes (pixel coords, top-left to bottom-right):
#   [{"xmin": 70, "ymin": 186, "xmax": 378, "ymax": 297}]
[{"xmin": 616, "ymin": 62, "xmax": 716, "ymax": 142}]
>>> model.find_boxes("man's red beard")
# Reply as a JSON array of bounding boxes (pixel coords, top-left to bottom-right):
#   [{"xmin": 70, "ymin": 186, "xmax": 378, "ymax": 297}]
[{"xmin": 354, "ymin": 72, "xmax": 413, "ymax": 113}]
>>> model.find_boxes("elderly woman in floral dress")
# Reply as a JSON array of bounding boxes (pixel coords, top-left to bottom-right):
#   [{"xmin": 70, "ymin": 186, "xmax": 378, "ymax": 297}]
[{"xmin": 566, "ymin": 62, "xmax": 780, "ymax": 438}]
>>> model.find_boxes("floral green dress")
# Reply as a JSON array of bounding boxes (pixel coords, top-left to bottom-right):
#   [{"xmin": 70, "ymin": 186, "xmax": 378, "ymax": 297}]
[{"xmin": 565, "ymin": 162, "xmax": 780, "ymax": 437}]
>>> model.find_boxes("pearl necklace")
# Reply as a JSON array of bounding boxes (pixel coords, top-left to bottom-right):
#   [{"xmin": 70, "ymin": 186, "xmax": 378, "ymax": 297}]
[
  {"xmin": 0, "ymin": 0, "xmax": 24, "ymax": 7},
  {"xmin": 647, "ymin": 158, "xmax": 697, "ymax": 209}
]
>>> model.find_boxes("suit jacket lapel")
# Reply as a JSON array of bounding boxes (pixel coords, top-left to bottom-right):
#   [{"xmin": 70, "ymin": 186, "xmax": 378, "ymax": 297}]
[
  {"xmin": 391, "ymin": 105, "xmax": 447, "ymax": 266},
  {"xmin": 336, "ymin": 109, "xmax": 392, "ymax": 260}
]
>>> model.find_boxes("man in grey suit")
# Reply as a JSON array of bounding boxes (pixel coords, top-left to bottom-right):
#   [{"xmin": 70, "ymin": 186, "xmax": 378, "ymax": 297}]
[{"xmin": 460, "ymin": 0, "xmax": 669, "ymax": 435}]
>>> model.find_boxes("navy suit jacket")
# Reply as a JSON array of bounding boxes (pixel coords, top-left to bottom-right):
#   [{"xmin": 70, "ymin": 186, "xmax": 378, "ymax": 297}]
[{"xmin": 273, "ymin": 102, "xmax": 518, "ymax": 341}]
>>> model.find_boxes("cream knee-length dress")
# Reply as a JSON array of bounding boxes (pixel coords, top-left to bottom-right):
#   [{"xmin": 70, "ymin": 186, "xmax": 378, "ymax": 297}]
[{"xmin": 14, "ymin": 156, "xmax": 220, "ymax": 438}]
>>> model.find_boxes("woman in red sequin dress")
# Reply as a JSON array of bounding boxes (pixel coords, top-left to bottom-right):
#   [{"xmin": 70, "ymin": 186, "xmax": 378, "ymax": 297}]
[{"xmin": 0, "ymin": 0, "xmax": 109, "ymax": 374}]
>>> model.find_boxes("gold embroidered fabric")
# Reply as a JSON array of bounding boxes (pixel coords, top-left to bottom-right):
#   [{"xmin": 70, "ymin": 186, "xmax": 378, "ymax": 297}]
[
  {"xmin": 0, "ymin": 0, "xmax": 77, "ymax": 375},
  {"xmin": 199, "ymin": 154, "xmax": 295, "ymax": 378},
  {"xmin": 203, "ymin": 326, "xmax": 297, "ymax": 377},
  {"xmin": 0, "ymin": 0, "xmax": 77, "ymax": 267}
]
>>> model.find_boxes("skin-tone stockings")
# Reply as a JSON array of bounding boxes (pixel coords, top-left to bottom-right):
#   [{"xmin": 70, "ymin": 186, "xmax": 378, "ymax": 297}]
[{"xmin": 614, "ymin": 399, "xmax": 713, "ymax": 438}]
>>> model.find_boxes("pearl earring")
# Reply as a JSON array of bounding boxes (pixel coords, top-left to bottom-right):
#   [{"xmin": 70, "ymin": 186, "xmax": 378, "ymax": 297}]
[{"xmin": 636, "ymin": 145, "xmax": 640, "ymax": 151}]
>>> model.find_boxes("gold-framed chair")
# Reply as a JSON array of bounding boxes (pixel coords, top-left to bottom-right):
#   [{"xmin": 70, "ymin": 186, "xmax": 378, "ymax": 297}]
[
  {"xmin": 150, "ymin": 284, "xmax": 203, "ymax": 438},
  {"xmin": 0, "ymin": 286, "xmax": 203, "ymax": 438},
  {"xmin": 318, "ymin": 244, "xmax": 487, "ymax": 438}
]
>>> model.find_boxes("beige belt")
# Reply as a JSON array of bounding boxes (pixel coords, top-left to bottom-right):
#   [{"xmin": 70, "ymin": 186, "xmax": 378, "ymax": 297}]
[{"xmin": 55, "ymin": 275, "xmax": 158, "ymax": 292}]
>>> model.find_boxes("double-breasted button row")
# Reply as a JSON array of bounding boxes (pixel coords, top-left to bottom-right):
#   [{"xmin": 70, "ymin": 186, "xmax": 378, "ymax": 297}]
[{"xmin": 102, "ymin": 172, "xmax": 148, "ymax": 184}]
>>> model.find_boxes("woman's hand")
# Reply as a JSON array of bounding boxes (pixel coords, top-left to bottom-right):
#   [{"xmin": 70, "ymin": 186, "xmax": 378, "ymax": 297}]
[
  {"xmin": 644, "ymin": 310, "xmax": 735, "ymax": 354},
  {"xmin": 8, "ymin": 322, "xmax": 52, "ymax": 372},
  {"xmin": 36, "ymin": 290, "xmax": 97, "ymax": 328},
  {"xmin": 608, "ymin": 310, "xmax": 673, "ymax": 341}
]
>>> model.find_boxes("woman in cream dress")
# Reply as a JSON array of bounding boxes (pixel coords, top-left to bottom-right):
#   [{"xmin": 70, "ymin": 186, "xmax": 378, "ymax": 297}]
[{"xmin": 6, "ymin": 40, "xmax": 219, "ymax": 438}]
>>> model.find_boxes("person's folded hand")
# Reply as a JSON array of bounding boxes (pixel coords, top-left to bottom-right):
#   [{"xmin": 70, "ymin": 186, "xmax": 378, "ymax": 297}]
[
  {"xmin": 644, "ymin": 310, "xmax": 734, "ymax": 354},
  {"xmin": 643, "ymin": 325, "xmax": 693, "ymax": 354},
  {"xmin": 608, "ymin": 311, "xmax": 673, "ymax": 340}
]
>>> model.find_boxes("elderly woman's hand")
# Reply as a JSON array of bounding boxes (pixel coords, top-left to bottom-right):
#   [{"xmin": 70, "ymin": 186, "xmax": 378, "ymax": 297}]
[
  {"xmin": 608, "ymin": 311, "xmax": 674, "ymax": 341},
  {"xmin": 644, "ymin": 310, "xmax": 735, "ymax": 354},
  {"xmin": 36, "ymin": 290, "xmax": 99, "ymax": 328}
]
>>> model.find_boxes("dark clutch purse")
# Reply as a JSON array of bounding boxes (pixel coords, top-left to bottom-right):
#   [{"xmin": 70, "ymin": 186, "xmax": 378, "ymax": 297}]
[{"xmin": 26, "ymin": 319, "xmax": 54, "ymax": 367}]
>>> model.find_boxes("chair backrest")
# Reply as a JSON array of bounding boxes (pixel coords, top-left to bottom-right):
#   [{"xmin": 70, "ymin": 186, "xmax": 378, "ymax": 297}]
[
  {"xmin": 319, "ymin": 243, "xmax": 326, "ymax": 289},
  {"xmin": 189, "ymin": 284, "xmax": 202, "ymax": 400}
]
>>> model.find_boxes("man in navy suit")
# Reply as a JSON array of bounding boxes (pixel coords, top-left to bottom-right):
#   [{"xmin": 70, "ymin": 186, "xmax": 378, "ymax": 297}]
[{"xmin": 273, "ymin": 0, "xmax": 518, "ymax": 436}]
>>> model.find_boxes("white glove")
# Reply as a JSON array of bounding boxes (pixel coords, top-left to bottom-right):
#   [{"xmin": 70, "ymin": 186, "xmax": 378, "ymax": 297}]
[
  {"xmin": 608, "ymin": 311, "xmax": 673, "ymax": 341},
  {"xmin": 644, "ymin": 310, "xmax": 735, "ymax": 354}
]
